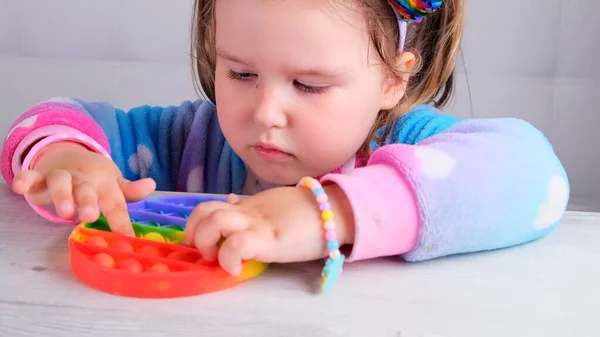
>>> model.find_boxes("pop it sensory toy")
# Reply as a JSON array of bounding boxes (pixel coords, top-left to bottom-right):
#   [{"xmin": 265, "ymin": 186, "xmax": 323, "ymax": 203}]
[{"xmin": 68, "ymin": 195, "xmax": 268, "ymax": 298}]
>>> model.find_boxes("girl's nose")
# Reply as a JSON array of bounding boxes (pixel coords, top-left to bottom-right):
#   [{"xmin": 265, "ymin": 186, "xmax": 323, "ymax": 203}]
[{"xmin": 252, "ymin": 82, "xmax": 287, "ymax": 129}]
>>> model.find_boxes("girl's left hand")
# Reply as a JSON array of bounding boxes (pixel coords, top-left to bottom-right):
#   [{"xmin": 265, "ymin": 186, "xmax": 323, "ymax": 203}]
[{"xmin": 182, "ymin": 185, "xmax": 355, "ymax": 276}]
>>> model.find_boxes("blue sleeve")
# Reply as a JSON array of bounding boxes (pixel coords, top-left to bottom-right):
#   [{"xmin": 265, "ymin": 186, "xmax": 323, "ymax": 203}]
[{"xmin": 72, "ymin": 98, "xmax": 246, "ymax": 193}]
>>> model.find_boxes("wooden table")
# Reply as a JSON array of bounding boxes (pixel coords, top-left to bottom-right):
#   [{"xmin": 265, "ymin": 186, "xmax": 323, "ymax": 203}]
[{"xmin": 0, "ymin": 182, "xmax": 598, "ymax": 337}]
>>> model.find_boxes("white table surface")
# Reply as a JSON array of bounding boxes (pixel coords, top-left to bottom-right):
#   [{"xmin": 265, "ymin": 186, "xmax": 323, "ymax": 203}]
[{"xmin": 0, "ymin": 182, "xmax": 598, "ymax": 337}]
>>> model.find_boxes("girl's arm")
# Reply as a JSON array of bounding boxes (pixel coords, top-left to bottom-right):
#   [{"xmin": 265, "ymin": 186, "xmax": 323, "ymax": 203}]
[
  {"xmin": 322, "ymin": 106, "xmax": 569, "ymax": 262},
  {"xmin": 2, "ymin": 97, "xmax": 246, "ymax": 195}
]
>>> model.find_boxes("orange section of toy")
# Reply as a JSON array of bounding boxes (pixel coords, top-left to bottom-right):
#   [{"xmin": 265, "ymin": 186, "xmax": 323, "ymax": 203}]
[{"xmin": 68, "ymin": 223, "xmax": 268, "ymax": 298}]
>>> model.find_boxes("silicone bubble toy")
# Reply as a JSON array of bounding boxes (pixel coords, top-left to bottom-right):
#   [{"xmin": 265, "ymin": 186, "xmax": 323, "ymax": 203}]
[{"xmin": 68, "ymin": 195, "xmax": 268, "ymax": 298}]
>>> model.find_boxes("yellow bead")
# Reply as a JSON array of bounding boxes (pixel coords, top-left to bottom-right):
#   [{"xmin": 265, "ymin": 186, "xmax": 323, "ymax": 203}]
[
  {"xmin": 321, "ymin": 210, "xmax": 334, "ymax": 221},
  {"xmin": 302, "ymin": 177, "xmax": 312, "ymax": 187}
]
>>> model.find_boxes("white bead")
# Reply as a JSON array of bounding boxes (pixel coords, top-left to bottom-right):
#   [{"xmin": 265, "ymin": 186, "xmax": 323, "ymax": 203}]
[{"xmin": 329, "ymin": 250, "xmax": 341, "ymax": 259}]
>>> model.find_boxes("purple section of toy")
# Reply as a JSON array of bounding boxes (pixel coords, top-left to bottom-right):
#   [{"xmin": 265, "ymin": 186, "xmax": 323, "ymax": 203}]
[{"xmin": 127, "ymin": 195, "xmax": 227, "ymax": 228}]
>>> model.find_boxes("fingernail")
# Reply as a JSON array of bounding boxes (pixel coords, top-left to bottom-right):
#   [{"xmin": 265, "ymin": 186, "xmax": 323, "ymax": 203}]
[
  {"xmin": 13, "ymin": 180, "xmax": 25, "ymax": 192},
  {"xmin": 80, "ymin": 206, "xmax": 95, "ymax": 218},
  {"xmin": 60, "ymin": 201, "xmax": 74, "ymax": 214}
]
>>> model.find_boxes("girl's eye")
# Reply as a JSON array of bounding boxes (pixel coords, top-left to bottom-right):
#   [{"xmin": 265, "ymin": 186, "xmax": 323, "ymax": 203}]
[
  {"xmin": 228, "ymin": 70, "xmax": 329, "ymax": 94},
  {"xmin": 294, "ymin": 81, "xmax": 330, "ymax": 95},
  {"xmin": 227, "ymin": 70, "xmax": 255, "ymax": 80}
]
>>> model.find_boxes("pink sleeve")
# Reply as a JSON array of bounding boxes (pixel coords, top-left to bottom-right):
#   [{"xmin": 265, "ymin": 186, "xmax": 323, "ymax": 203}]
[
  {"xmin": 1, "ymin": 101, "xmax": 111, "ymax": 186},
  {"xmin": 320, "ymin": 150, "xmax": 420, "ymax": 261},
  {"xmin": 322, "ymin": 117, "xmax": 568, "ymax": 264}
]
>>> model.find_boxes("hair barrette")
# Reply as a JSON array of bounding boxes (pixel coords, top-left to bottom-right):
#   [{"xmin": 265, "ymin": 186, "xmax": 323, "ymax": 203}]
[
  {"xmin": 387, "ymin": 0, "xmax": 444, "ymax": 23},
  {"xmin": 388, "ymin": 0, "xmax": 443, "ymax": 51}
]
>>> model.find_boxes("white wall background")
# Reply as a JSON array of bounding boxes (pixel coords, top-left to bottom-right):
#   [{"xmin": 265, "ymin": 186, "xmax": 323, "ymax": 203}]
[{"xmin": 0, "ymin": 0, "xmax": 598, "ymax": 210}]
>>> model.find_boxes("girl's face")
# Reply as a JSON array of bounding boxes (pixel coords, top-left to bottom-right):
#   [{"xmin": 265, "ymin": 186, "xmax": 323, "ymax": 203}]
[{"xmin": 214, "ymin": 0, "xmax": 399, "ymax": 185}]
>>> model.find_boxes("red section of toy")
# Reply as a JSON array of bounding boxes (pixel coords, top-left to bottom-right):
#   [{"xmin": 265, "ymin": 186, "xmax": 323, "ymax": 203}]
[{"xmin": 68, "ymin": 195, "xmax": 268, "ymax": 298}]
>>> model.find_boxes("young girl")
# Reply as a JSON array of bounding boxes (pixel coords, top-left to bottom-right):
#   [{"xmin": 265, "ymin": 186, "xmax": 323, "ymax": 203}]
[{"xmin": 1, "ymin": 0, "xmax": 568, "ymax": 290}]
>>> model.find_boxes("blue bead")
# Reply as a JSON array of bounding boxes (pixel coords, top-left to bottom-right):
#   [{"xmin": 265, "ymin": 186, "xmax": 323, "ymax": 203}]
[
  {"xmin": 327, "ymin": 240, "xmax": 339, "ymax": 251},
  {"xmin": 313, "ymin": 187, "xmax": 324, "ymax": 196}
]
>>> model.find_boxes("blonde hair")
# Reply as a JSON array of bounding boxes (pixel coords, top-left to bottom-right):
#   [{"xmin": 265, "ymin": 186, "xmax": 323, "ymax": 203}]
[{"xmin": 190, "ymin": 0, "xmax": 464, "ymax": 154}]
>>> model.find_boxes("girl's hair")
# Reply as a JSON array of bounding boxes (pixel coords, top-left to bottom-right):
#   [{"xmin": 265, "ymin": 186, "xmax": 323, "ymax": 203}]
[{"xmin": 191, "ymin": 0, "xmax": 464, "ymax": 154}]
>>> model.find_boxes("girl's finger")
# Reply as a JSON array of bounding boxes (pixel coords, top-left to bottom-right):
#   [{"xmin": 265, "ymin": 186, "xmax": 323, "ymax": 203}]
[
  {"xmin": 97, "ymin": 183, "xmax": 135, "ymax": 237},
  {"xmin": 74, "ymin": 181, "xmax": 100, "ymax": 223},
  {"xmin": 191, "ymin": 207, "xmax": 251, "ymax": 262},
  {"xmin": 15, "ymin": 171, "xmax": 53, "ymax": 206},
  {"xmin": 46, "ymin": 170, "xmax": 75, "ymax": 218},
  {"xmin": 218, "ymin": 228, "xmax": 272, "ymax": 276},
  {"xmin": 119, "ymin": 177, "xmax": 156, "ymax": 202},
  {"xmin": 12, "ymin": 170, "xmax": 45, "ymax": 196},
  {"xmin": 183, "ymin": 201, "xmax": 230, "ymax": 245},
  {"xmin": 226, "ymin": 193, "xmax": 241, "ymax": 204}
]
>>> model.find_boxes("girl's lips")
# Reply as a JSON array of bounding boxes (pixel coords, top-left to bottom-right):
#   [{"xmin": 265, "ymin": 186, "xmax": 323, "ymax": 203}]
[{"xmin": 252, "ymin": 143, "xmax": 293, "ymax": 162}]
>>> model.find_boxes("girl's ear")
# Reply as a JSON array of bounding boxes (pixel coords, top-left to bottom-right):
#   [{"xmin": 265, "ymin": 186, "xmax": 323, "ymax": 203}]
[{"xmin": 380, "ymin": 51, "xmax": 416, "ymax": 110}]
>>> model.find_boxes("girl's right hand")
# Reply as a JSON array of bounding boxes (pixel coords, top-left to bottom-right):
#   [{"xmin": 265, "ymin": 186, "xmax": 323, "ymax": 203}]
[{"xmin": 11, "ymin": 141, "xmax": 156, "ymax": 236}]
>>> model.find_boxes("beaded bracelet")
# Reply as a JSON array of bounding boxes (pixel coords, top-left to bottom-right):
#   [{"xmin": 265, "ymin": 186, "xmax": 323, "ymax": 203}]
[{"xmin": 297, "ymin": 177, "xmax": 345, "ymax": 291}]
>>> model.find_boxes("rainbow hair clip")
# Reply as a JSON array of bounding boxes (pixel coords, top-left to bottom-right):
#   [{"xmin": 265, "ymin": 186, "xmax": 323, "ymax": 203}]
[
  {"xmin": 388, "ymin": 0, "xmax": 444, "ymax": 51},
  {"xmin": 388, "ymin": 0, "xmax": 444, "ymax": 23}
]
